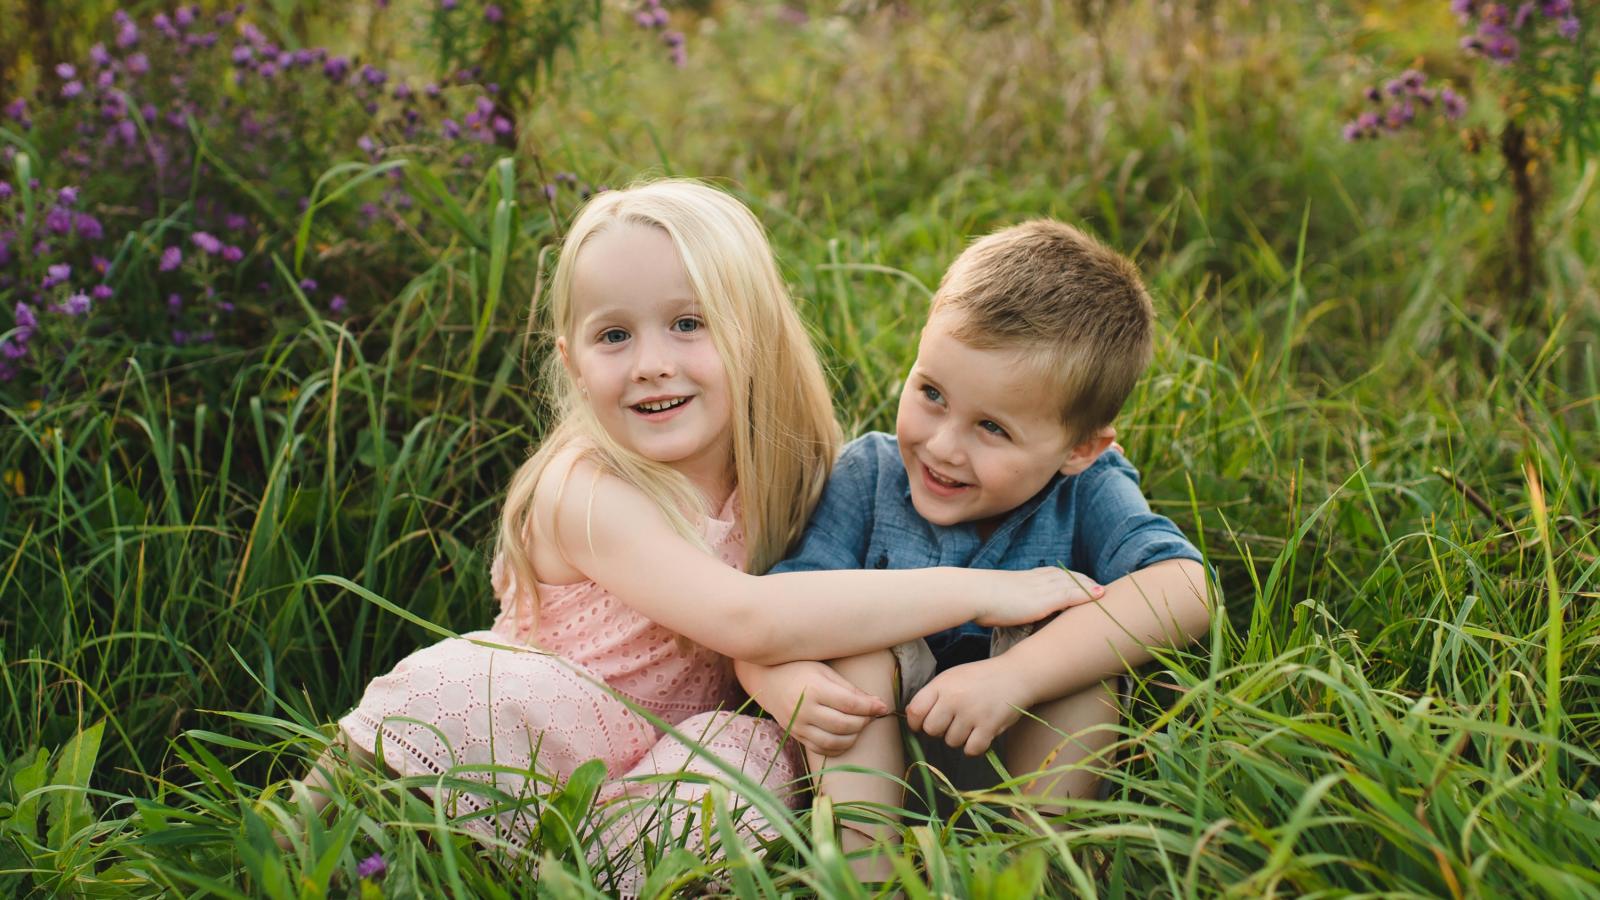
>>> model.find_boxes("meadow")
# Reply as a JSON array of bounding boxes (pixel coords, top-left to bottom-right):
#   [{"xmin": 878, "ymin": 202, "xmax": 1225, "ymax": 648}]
[{"xmin": 2, "ymin": 1, "xmax": 1598, "ymax": 896}]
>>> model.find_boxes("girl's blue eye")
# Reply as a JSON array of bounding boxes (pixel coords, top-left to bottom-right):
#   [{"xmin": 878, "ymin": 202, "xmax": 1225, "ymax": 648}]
[
  {"xmin": 920, "ymin": 384, "xmax": 943, "ymax": 404},
  {"xmin": 599, "ymin": 328, "xmax": 629, "ymax": 344},
  {"xmin": 672, "ymin": 317, "xmax": 702, "ymax": 333},
  {"xmin": 979, "ymin": 420, "xmax": 1008, "ymax": 438}
]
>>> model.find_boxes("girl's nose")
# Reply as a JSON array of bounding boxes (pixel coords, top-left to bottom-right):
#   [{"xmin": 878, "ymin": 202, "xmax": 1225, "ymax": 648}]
[{"xmin": 631, "ymin": 335, "xmax": 677, "ymax": 381}]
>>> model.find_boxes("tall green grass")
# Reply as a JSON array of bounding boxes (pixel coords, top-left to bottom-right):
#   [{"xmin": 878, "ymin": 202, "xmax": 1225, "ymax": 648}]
[{"xmin": 3, "ymin": 0, "xmax": 1598, "ymax": 895}]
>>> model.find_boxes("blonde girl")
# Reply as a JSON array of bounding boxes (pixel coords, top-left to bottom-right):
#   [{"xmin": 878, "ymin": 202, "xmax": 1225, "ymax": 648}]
[{"xmin": 300, "ymin": 179, "xmax": 1099, "ymax": 890}]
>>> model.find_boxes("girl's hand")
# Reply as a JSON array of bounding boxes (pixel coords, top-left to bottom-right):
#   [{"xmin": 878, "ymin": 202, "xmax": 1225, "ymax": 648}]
[
  {"xmin": 973, "ymin": 567, "xmax": 1103, "ymax": 627},
  {"xmin": 736, "ymin": 659, "xmax": 888, "ymax": 757}
]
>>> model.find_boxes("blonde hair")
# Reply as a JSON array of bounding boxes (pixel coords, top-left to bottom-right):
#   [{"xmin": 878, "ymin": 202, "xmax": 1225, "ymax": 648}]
[
  {"xmin": 930, "ymin": 219, "xmax": 1155, "ymax": 443},
  {"xmin": 495, "ymin": 179, "xmax": 841, "ymax": 629}
]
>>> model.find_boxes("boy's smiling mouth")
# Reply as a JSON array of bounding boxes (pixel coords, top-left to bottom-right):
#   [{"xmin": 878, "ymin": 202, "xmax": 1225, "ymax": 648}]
[{"xmin": 920, "ymin": 461, "xmax": 971, "ymax": 496}]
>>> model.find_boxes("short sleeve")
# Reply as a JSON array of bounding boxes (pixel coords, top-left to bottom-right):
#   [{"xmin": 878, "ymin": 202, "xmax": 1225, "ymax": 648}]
[
  {"xmin": 768, "ymin": 435, "xmax": 882, "ymax": 573},
  {"xmin": 1072, "ymin": 451, "xmax": 1203, "ymax": 584}
]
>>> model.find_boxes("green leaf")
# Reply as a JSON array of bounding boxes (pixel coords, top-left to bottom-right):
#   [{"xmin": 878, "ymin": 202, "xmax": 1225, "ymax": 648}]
[
  {"xmin": 46, "ymin": 720, "xmax": 104, "ymax": 850},
  {"xmin": 539, "ymin": 757, "xmax": 605, "ymax": 858},
  {"xmin": 5, "ymin": 747, "xmax": 49, "ymax": 840}
]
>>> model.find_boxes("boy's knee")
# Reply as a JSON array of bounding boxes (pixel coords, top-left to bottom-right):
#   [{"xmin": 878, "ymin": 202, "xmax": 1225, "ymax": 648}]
[{"xmin": 828, "ymin": 649, "xmax": 898, "ymax": 701}]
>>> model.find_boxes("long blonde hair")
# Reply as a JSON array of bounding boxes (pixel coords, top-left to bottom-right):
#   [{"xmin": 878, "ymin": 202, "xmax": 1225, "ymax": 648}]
[{"xmin": 495, "ymin": 178, "xmax": 841, "ymax": 628}]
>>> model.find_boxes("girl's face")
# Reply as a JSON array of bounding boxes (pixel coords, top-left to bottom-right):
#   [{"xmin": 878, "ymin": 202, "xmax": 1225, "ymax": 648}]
[{"xmin": 558, "ymin": 222, "xmax": 735, "ymax": 494}]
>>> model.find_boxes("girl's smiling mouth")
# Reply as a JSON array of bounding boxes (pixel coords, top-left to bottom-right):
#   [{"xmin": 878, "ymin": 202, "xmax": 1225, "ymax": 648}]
[{"xmin": 631, "ymin": 395, "xmax": 693, "ymax": 418}]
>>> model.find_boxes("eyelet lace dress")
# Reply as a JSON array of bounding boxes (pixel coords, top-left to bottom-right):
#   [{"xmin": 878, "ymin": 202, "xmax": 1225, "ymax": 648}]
[{"xmin": 339, "ymin": 495, "xmax": 803, "ymax": 894}]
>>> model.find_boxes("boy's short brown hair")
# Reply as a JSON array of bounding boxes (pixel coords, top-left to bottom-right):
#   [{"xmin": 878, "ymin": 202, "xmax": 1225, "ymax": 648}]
[{"xmin": 929, "ymin": 219, "xmax": 1154, "ymax": 443}]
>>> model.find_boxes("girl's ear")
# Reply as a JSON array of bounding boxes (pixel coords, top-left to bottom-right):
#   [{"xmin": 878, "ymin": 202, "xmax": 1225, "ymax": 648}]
[
  {"xmin": 1059, "ymin": 425, "xmax": 1116, "ymax": 476},
  {"xmin": 556, "ymin": 336, "xmax": 582, "ymax": 391}
]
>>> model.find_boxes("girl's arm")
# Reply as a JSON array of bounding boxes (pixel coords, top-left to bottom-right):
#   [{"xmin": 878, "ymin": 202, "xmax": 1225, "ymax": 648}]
[{"xmin": 540, "ymin": 461, "xmax": 1100, "ymax": 665}]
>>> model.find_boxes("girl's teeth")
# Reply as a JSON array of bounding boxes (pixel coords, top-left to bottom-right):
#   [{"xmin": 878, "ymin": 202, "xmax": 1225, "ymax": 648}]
[{"xmin": 637, "ymin": 398, "xmax": 686, "ymax": 412}]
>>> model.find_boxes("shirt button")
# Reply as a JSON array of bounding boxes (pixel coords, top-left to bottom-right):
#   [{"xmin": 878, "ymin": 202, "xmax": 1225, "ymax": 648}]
[{"xmin": 874, "ymin": 554, "xmax": 888, "ymax": 569}]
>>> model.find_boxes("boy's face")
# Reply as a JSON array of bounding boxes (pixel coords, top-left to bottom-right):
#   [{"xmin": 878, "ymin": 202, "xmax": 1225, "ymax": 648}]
[{"xmin": 896, "ymin": 311, "xmax": 1111, "ymax": 534}]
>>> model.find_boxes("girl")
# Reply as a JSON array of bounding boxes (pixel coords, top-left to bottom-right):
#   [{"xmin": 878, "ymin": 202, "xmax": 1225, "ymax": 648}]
[{"xmin": 299, "ymin": 179, "xmax": 1100, "ymax": 891}]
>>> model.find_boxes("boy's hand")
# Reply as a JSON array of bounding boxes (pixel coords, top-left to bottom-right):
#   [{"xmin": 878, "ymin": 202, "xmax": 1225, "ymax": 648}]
[
  {"xmin": 736, "ymin": 659, "xmax": 889, "ymax": 757},
  {"xmin": 905, "ymin": 657, "xmax": 1033, "ymax": 757},
  {"xmin": 974, "ymin": 567, "xmax": 1102, "ymax": 627}
]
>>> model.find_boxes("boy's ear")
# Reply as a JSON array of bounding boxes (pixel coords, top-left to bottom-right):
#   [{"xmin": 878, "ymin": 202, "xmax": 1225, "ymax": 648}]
[{"xmin": 1059, "ymin": 425, "xmax": 1116, "ymax": 476}]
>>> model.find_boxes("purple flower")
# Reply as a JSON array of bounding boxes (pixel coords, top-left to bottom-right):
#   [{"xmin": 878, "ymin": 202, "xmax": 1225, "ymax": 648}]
[
  {"xmin": 441, "ymin": 0, "xmax": 458, "ymax": 9},
  {"xmin": 654, "ymin": 7, "xmax": 670, "ymax": 27},
  {"xmin": 56, "ymin": 63, "xmax": 77, "ymax": 80},
  {"xmin": 14, "ymin": 302, "xmax": 38, "ymax": 331},
  {"xmin": 231, "ymin": 44, "xmax": 254, "ymax": 66},
  {"xmin": 192, "ymin": 231, "xmax": 223, "ymax": 255},
  {"xmin": 491, "ymin": 115, "xmax": 513, "ymax": 136},
  {"xmin": 356, "ymin": 853, "xmax": 385, "ymax": 879},
  {"xmin": 485, "ymin": 4, "xmax": 504, "ymax": 23},
  {"xmin": 1542, "ymin": 0, "xmax": 1572, "ymax": 15},
  {"xmin": 222, "ymin": 245, "xmax": 243, "ymax": 262},
  {"xmin": 58, "ymin": 292, "xmax": 91, "ymax": 316},
  {"xmin": 58, "ymin": 185, "xmax": 79, "ymax": 205},
  {"xmin": 441, "ymin": 119, "xmax": 461, "ymax": 140},
  {"xmin": 329, "ymin": 295, "xmax": 348, "ymax": 314},
  {"xmin": 4, "ymin": 99, "xmax": 25, "ymax": 121},
  {"xmin": 1558, "ymin": 15, "xmax": 1579, "ymax": 38},
  {"xmin": 361, "ymin": 65, "xmax": 388, "ymax": 87},
  {"xmin": 42, "ymin": 263, "xmax": 72, "ymax": 290},
  {"xmin": 167, "ymin": 293, "xmax": 183, "ymax": 312},
  {"xmin": 0, "ymin": 183, "xmax": 10, "ymax": 200},
  {"xmin": 1441, "ymin": 88, "xmax": 1468, "ymax": 119},
  {"xmin": 1, "ymin": 337, "xmax": 28, "ymax": 360},
  {"xmin": 89, "ymin": 43, "xmax": 111, "ymax": 67},
  {"xmin": 160, "ymin": 246, "xmax": 183, "ymax": 271},
  {"xmin": 92, "ymin": 284, "xmax": 114, "ymax": 300},
  {"xmin": 96, "ymin": 70, "xmax": 116, "ymax": 90},
  {"xmin": 44, "ymin": 207, "xmax": 73, "ymax": 236},
  {"xmin": 126, "ymin": 52, "xmax": 150, "ymax": 75},
  {"xmin": 324, "ymin": 56, "xmax": 350, "ymax": 82},
  {"xmin": 357, "ymin": 135, "xmax": 378, "ymax": 156},
  {"xmin": 394, "ymin": 82, "xmax": 412, "ymax": 101},
  {"xmin": 175, "ymin": 5, "xmax": 196, "ymax": 27},
  {"xmin": 217, "ymin": 299, "xmax": 235, "ymax": 312},
  {"xmin": 75, "ymin": 214, "xmax": 104, "ymax": 242},
  {"xmin": 299, "ymin": 277, "xmax": 318, "ymax": 292},
  {"xmin": 116, "ymin": 19, "xmax": 139, "ymax": 48},
  {"xmin": 62, "ymin": 81, "xmax": 84, "ymax": 99}
]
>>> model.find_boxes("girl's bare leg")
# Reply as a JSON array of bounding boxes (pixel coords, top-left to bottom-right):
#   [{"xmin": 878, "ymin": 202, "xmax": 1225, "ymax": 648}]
[
  {"xmin": 808, "ymin": 649, "xmax": 902, "ymax": 882},
  {"xmin": 275, "ymin": 735, "xmax": 377, "ymax": 850}
]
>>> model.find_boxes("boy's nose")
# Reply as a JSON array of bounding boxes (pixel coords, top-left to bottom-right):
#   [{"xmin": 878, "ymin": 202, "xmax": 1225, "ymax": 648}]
[{"xmin": 924, "ymin": 422, "xmax": 964, "ymax": 465}]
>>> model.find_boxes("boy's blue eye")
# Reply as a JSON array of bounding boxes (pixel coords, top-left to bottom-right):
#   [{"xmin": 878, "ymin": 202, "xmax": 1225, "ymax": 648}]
[
  {"xmin": 599, "ymin": 328, "xmax": 629, "ymax": 344},
  {"xmin": 920, "ymin": 385, "xmax": 943, "ymax": 404},
  {"xmin": 672, "ymin": 317, "xmax": 702, "ymax": 333},
  {"xmin": 979, "ymin": 420, "xmax": 1008, "ymax": 438}
]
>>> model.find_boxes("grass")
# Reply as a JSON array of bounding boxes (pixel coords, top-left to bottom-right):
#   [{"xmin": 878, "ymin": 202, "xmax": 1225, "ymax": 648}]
[{"xmin": 3, "ymin": 0, "xmax": 1599, "ymax": 895}]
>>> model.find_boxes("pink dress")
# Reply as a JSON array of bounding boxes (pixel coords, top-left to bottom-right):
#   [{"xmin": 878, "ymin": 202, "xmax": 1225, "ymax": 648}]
[{"xmin": 339, "ymin": 496, "xmax": 803, "ymax": 893}]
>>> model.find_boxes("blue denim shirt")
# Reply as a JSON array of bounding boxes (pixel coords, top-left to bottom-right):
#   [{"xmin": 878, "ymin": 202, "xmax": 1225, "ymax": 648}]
[{"xmin": 770, "ymin": 432, "xmax": 1203, "ymax": 667}]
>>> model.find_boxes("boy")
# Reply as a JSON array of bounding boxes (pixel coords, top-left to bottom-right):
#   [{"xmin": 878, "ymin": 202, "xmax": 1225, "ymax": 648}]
[{"xmin": 736, "ymin": 220, "xmax": 1212, "ymax": 869}]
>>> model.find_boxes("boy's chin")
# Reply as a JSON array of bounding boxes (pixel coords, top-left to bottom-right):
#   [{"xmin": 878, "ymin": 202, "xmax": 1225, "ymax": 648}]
[{"xmin": 908, "ymin": 491, "xmax": 972, "ymax": 527}]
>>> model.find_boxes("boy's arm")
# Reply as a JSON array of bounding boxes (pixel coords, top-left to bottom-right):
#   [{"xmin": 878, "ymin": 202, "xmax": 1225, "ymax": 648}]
[
  {"xmin": 906, "ymin": 559, "xmax": 1210, "ymax": 755},
  {"xmin": 908, "ymin": 452, "xmax": 1212, "ymax": 755}
]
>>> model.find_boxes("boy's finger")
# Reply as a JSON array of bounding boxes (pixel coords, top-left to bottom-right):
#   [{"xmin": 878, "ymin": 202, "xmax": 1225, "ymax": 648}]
[
  {"xmin": 904, "ymin": 691, "xmax": 932, "ymax": 731},
  {"xmin": 963, "ymin": 729, "xmax": 994, "ymax": 757},
  {"xmin": 919, "ymin": 702, "xmax": 953, "ymax": 738}
]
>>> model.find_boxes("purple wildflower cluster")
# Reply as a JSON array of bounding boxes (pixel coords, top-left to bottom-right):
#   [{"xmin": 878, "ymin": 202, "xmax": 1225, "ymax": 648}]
[
  {"xmin": 1453, "ymin": 0, "xmax": 1581, "ymax": 62},
  {"xmin": 0, "ymin": 178, "xmax": 116, "ymax": 377},
  {"xmin": 1, "ymin": 5, "xmax": 544, "ymax": 382},
  {"xmin": 1342, "ymin": 69, "xmax": 1468, "ymax": 141},
  {"xmin": 633, "ymin": 0, "xmax": 688, "ymax": 68}
]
